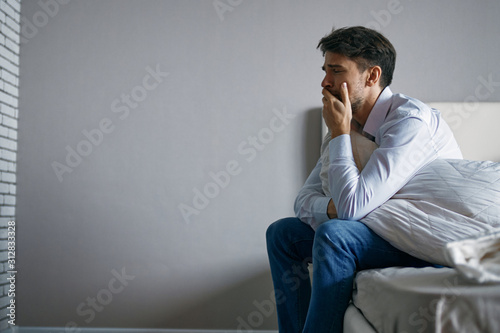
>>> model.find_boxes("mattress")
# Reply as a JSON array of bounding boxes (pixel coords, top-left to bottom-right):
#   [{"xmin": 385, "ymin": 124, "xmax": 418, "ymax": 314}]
[
  {"xmin": 351, "ymin": 266, "xmax": 500, "ymax": 333},
  {"xmin": 343, "ymin": 303, "xmax": 376, "ymax": 333}
]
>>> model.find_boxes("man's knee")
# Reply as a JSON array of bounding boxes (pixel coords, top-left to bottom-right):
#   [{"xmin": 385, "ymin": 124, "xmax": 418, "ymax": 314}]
[
  {"xmin": 266, "ymin": 217, "xmax": 314, "ymax": 255},
  {"xmin": 266, "ymin": 217, "xmax": 297, "ymax": 249},
  {"xmin": 266, "ymin": 218, "xmax": 284, "ymax": 244},
  {"xmin": 314, "ymin": 219, "xmax": 349, "ymax": 242}
]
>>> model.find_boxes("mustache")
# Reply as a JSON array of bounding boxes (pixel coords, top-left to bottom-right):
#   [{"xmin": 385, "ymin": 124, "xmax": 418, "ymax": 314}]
[{"xmin": 326, "ymin": 89, "xmax": 343, "ymax": 101}]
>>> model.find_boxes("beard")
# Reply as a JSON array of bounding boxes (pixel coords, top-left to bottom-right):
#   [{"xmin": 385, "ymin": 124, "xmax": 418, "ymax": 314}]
[
  {"xmin": 350, "ymin": 95, "xmax": 363, "ymax": 114},
  {"xmin": 349, "ymin": 79, "xmax": 365, "ymax": 114}
]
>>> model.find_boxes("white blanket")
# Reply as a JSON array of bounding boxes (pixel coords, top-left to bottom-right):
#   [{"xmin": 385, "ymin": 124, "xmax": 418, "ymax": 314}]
[
  {"xmin": 361, "ymin": 159, "xmax": 500, "ymax": 281},
  {"xmin": 320, "ymin": 131, "xmax": 500, "ymax": 282}
]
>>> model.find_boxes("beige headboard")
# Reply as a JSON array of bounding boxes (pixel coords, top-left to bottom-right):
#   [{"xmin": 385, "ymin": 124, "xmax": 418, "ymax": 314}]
[{"xmin": 429, "ymin": 103, "xmax": 500, "ymax": 163}]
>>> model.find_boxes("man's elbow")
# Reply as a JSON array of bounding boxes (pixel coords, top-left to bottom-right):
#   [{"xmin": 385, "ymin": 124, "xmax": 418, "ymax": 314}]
[{"xmin": 336, "ymin": 212, "xmax": 359, "ymax": 221}]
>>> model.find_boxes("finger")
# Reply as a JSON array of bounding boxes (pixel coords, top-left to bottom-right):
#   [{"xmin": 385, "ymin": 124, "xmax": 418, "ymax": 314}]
[
  {"xmin": 340, "ymin": 82, "xmax": 350, "ymax": 109},
  {"xmin": 322, "ymin": 89, "xmax": 330, "ymax": 106},
  {"xmin": 322, "ymin": 88, "xmax": 334, "ymax": 99}
]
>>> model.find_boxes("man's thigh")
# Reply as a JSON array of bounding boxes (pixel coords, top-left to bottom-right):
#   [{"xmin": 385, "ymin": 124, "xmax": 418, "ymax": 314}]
[{"xmin": 314, "ymin": 219, "xmax": 432, "ymax": 270}]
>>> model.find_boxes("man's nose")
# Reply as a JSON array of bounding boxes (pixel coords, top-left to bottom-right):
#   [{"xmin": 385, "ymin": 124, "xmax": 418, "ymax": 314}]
[{"xmin": 321, "ymin": 75, "xmax": 332, "ymax": 88}]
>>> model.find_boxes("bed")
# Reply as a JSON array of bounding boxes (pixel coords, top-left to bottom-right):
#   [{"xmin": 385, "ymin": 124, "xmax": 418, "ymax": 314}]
[{"xmin": 340, "ymin": 102, "xmax": 500, "ymax": 333}]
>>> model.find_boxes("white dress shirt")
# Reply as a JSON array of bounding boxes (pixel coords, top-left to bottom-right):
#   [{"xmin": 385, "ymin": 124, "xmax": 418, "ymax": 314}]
[{"xmin": 294, "ymin": 87, "xmax": 463, "ymax": 230}]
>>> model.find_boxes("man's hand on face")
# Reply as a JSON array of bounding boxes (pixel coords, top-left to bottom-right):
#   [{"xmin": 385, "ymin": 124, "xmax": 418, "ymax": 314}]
[{"xmin": 322, "ymin": 82, "xmax": 352, "ymax": 139}]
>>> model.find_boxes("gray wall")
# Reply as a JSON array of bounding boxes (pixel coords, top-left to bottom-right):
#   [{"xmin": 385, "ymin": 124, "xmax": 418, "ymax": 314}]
[{"xmin": 16, "ymin": 0, "xmax": 500, "ymax": 330}]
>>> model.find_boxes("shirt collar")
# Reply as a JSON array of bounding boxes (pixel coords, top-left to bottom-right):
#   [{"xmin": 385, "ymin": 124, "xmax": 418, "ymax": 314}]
[{"xmin": 362, "ymin": 86, "xmax": 393, "ymax": 138}]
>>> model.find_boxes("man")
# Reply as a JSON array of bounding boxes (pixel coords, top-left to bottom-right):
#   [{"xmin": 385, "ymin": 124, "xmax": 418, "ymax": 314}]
[{"xmin": 266, "ymin": 26, "xmax": 462, "ymax": 333}]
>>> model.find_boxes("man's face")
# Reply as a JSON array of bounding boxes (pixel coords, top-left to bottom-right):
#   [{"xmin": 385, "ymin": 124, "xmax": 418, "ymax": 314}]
[{"xmin": 321, "ymin": 52, "xmax": 367, "ymax": 114}]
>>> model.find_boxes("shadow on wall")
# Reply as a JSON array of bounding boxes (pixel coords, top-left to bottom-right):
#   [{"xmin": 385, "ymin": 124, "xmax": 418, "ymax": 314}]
[
  {"xmin": 302, "ymin": 107, "xmax": 323, "ymax": 181},
  {"xmin": 158, "ymin": 108, "xmax": 323, "ymax": 330},
  {"xmin": 162, "ymin": 270, "xmax": 277, "ymax": 330}
]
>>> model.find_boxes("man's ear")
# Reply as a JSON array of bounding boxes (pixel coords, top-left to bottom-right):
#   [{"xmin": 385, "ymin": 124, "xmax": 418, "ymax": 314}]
[{"xmin": 366, "ymin": 66, "xmax": 382, "ymax": 87}]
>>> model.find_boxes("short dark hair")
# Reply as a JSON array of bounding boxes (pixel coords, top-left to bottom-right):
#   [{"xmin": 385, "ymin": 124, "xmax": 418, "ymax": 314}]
[{"xmin": 317, "ymin": 26, "xmax": 396, "ymax": 88}]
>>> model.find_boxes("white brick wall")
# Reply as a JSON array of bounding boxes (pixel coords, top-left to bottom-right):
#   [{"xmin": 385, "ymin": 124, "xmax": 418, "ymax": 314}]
[{"xmin": 0, "ymin": 0, "xmax": 20, "ymax": 330}]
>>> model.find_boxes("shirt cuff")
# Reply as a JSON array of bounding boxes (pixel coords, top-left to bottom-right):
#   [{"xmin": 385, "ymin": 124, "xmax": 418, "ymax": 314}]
[{"xmin": 312, "ymin": 196, "xmax": 331, "ymax": 226}]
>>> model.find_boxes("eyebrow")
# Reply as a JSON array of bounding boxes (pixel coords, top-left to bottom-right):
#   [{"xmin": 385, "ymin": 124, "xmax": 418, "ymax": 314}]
[{"xmin": 322, "ymin": 64, "xmax": 345, "ymax": 71}]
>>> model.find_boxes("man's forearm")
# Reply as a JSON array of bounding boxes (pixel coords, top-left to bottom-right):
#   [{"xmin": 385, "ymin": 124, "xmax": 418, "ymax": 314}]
[
  {"xmin": 294, "ymin": 186, "xmax": 331, "ymax": 229},
  {"xmin": 327, "ymin": 199, "xmax": 338, "ymax": 219},
  {"xmin": 328, "ymin": 118, "xmax": 439, "ymax": 221}
]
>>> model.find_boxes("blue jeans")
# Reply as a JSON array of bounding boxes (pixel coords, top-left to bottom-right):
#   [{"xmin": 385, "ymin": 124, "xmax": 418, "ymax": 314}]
[{"xmin": 266, "ymin": 217, "xmax": 433, "ymax": 333}]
